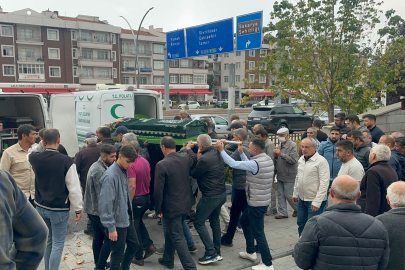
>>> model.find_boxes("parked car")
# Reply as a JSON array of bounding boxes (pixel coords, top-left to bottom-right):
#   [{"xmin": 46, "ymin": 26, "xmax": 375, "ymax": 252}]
[
  {"xmin": 215, "ymin": 99, "xmax": 228, "ymax": 107},
  {"xmin": 247, "ymin": 105, "xmax": 314, "ymax": 134},
  {"xmin": 290, "ymin": 98, "xmax": 306, "ymax": 105},
  {"xmin": 162, "ymin": 99, "xmax": 173, "ymax": 109},
  {"xmin": 190, "ymin": 114, "xmax": 229, "ymax": 137},
  {"xmin": 178, "ymin": 101, "xmax": 200, "ymax": 110},
  {"xmin": 239, "ymin": 100, "xmax": 257, "ymax": 108},
  {"xmin": 252, "ymin": 100, "xmax": 275, "ymax": 108},
  {"xmin": 314, "ymin": 109, "xmax": 342, "ymax": 125}
]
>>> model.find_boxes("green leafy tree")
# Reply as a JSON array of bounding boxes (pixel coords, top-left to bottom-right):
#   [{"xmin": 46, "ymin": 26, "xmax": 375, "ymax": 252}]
[
  {"xmin": 176, "ymin": 92, "xmax": 181, "ymax": 105},
  {"xmin": 263, "ymin": 0, "xmax": 387, "ymax": 121},
  {"xmin": 207, "ymin": 75, "xmax": 215, "ymax": 92}
]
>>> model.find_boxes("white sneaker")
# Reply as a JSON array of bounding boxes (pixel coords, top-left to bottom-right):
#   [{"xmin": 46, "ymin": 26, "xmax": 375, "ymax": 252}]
[
  {"xmin": 252, "ymin": 262, "xmax": 274, "ymax": 270},
  {"xmin": 236, "ymin": 227, "xmax": 243, "ymax": 233},
  {"xmin": 148, "ymin": 211, "xmax": 156, "ymax": 218},
  {"xmin": 239, "ymin": 251, "xmax": 257, "ymax": 262}
]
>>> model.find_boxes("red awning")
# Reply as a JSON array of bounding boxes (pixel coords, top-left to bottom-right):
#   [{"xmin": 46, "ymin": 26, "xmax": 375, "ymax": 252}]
[
  {"xmin": 248, "ymin": 92, "xmax": 274, "ymax": 97},
  {"xmin": 21, "ymin": 88, "xmax": 48, "ymax": 95},
  {"xmin": 193, "ymin": 89, "xmax": 213, "ymax": 95},
  {"xmin": 170, "ymin": 89, "xmax": 195, "ymax": 95},
  {"xmin": 1, "ymin": 88, "xmax": 22, "ymax": 93}
]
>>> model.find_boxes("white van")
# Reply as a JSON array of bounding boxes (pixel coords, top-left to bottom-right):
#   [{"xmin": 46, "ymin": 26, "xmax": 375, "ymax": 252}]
[
  {"xmin": 0, "ymin": 92, "xmax": 78, "ymax": 156},
  {"xmin": 75, "ymin": 89, "xmax": 162, "ymax": 148}
]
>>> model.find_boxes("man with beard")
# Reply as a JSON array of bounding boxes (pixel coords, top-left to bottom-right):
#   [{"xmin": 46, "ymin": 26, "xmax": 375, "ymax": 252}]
[{"xmin": 336, "ymin": 140, "xmax": 365, "ymax": 182}]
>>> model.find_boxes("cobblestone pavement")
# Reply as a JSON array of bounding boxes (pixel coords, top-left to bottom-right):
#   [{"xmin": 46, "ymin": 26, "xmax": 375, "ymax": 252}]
[{"xmin": 40, "ymin": 197, "xmax": 299, "ymax": 270}]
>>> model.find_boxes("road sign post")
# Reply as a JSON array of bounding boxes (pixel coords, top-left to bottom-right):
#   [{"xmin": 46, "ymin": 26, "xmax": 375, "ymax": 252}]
[
  {"xmin": 236, "ymin": 11, "xmax": 263, "ymax": 52},
  {"xmin": 186, "ymin": 18, "xmax": 234, "ymax": 58},
  {"xmin": 228, "ymin": 64, "xmax": 236, "ymax": 122},
  {"xmin": 164, "ymin": 46, "xmax": 170, "ymax": 110}
]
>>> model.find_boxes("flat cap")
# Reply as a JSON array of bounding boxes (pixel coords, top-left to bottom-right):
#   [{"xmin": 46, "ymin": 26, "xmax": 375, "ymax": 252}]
[{"xmin": 277, "ymin": 127, "xmax": 289, "ymax": 134}]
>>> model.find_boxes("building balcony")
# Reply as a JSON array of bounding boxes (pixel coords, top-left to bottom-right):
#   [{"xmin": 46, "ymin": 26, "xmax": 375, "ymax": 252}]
[
  {"xmin": 78, "ymin": 57, "xmax": 113, "ymax": 67},
  {"xmin": 79, "ymin": 75, "xmax": 113, "ymax": 84},
  {"xmin": 77, "ymin": 38, "xmax": 112, "ymax": 49},
  {"xmin": 121, "ymin": 50, "xmax": 152, "ymax": 57},
  {"xmin": 16, "ymin": 36, "xmax": 44, "ymax": 45},
  {"xmin": 208, "ymin": 70, "xmax": 221, "ymax": 75},
  {"xmin": 121, "ymin": 67, "xmax": 152, "ymax": 73},
  {"xmin": 17, "ymin": 55, "xmax": 44, "ymax": 63}
]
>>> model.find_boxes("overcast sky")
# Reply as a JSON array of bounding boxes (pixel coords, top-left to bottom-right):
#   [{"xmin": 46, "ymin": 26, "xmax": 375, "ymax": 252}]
[{"xmin": 2, "ymin": 0, "xmax": 405, "ymax": 32}]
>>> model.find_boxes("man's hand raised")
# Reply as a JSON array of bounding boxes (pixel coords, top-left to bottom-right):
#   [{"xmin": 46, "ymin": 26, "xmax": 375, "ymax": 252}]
[{"xmin": 214, "ymin": 141, "xmax": 224, "ymax": 152}]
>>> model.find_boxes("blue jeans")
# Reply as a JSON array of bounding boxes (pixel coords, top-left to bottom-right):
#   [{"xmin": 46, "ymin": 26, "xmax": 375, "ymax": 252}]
[
  {"xmin": 240, "ymin": 205, "xmax": 273, "ymax": 266},
  {"xmin": 162, "ymin": 217, "xmax": 195, "ymax": 248},
  {"xmin": 36, "ymin": 207, "xmax": 69, "ymax": 270},
  {"xmin": 194, "ymin": 193, "xmax": 226, "ymax": 256},
  {"xmin": 297, "ymin": 198, "xmax": 327, "ymax": 236}
]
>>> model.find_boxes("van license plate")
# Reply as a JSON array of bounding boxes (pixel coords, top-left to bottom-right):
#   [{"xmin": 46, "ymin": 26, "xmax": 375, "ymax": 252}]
[{"xmin": 253, "ymin": 118, "xmax": 260, "ymax": 121}]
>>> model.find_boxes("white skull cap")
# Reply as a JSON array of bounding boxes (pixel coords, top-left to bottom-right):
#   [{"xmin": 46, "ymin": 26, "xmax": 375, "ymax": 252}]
[{"xmin": 277, "ymin": 127, "xmax": 289, "ymax": 135}]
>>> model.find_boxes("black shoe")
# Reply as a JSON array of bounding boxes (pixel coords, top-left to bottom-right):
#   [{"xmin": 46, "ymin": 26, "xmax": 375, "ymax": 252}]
[
  {"xmin": 84, "ymin": 229, "xmax": 93, "ymax": 236},
  {"xmin": 158, "ymin": 258, "xmax": 174, "ymax": 269},
  {"xmin": 198, "ymin": 254, "xmax": 220, "ymax": 265},
  {"xmin": 221, "ymin": 238, "xmax": 233, "ymax": 247},
  {"xmin": 157, "ymin": 219, "xmax": 162, "ymax": 225}
]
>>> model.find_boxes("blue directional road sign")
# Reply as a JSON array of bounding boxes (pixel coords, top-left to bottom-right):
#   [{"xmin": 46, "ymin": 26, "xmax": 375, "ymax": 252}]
[
  {"xmin": 166, "ymin": 29, "xmax": 186, "ymax": 60},
  {"xmin": 186, "ymin": 18, "xmax": 234, "ymax": 58},
  {"xmin": 236, "ymin": 11, "xmax": 263, "ymax": 52}
]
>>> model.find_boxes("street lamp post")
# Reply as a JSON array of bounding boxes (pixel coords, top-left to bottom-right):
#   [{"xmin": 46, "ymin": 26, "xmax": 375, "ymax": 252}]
[{"xmin": 120, "ymin": 7, "xmax": 154, "ymax": 89}]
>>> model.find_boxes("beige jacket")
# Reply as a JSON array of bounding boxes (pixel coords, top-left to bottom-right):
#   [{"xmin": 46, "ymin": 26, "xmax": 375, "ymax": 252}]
[
  {"xmin": 293, "ymin": 152, "xmax": 330, "ymax": 208},
  {"xmin": 0, "ymin": 142, "xmax": 36, "ymax": 199}
]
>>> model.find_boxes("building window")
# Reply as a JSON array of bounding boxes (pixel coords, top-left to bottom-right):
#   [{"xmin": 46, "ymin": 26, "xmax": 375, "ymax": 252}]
[
  {"xmin": 271, "ymin": 80, "xmax": 276, "ymax": 86},
  {"xmin": 99, "ymin": 68, "xmax": 110, "ymax": 78},
  {"xmin": 193, "ymin": 75, "xmax": 207, "ymax": 84},
  {"xmin": 249, "ymin": 74, "xmax": 255, "ymax": 83},
  {"xmin": 236, "ymin": 51, "xmax": 241, "ymax": 56},
  {"xmin": 224, "ymin": 64, "xmax": 228, "ymax": 70},
  {"xmin": 82, "ymin": 50, "xmax": 92, "ymax": 59},
  {"xmin": 82, "ymin": 68, "xmax": 93, "ymax": 77},
  {"xmin": 73, "ymin": 67, "xmax": 78, "ymax": 77},
  {"xmin": 224, "ymin": 76, "xmax": 229, "ymax": 82},
  {"xmin": 81, "ymin": 32, "xmax": 91, "ymax": 42},
  {"xmin": 123, "ymin": 77, "xmax": 129, "ymax": 84},
  {"xmin": 260, "ymin": 63, "xmax": 268, "ymax": 70},
  {"xmin": 112, "ymin": 34, "xmax": 116, "ymax": 44},
  {"xmin": 71, "ymin": 30, "xmax": 76, "ymax": 40},
  {"xmin": 153, "ymin": 60, "xmax": 164, "ymax": 70},
  {"xmin": 112, "ymin": 51, "xmax": 116, "ymax": 61},
  {"xmin": 21, "ymin": 48, "xmax": 35, "ymax": 60},
  {"xmin": 170, "ymin": 75, "xmax": 178, "ymax": 83},
  {"xmin": 19, "ymin": 64, "xmax": 44, "ymax": 75},
  {"xmin": 96, "ymin": 33, "xmax": 108, "ymax": 43},
  {"xmin": 260, "ymin": 49, "xmax": 267, "ymax": 56},
  {"xmin": 47, "ymin": 29, "xmax": 59, "ymax": 41},
  {"xmin": 154, "ymin": 76, "xmax": 164, "ymax": 85},
  {"xmin": 2, "ymin": 45, "xmax": 14, "ymax": 57},
  {"xmin": 259, "ymin": 76, "xmax": 266, "ymax": 83},
  {"xmin": 97, "ymin": 51, "xmax": 109, "ymax": 60},
  {"xmin": 139, "ymin": 61, "xmax": 147, "ymax": 69},
  {"xmin": 72, "ymin": 48, "xmax": 77, "ymax": 59},
  {"xmin": 169, "ymin": 60, "xmax": 179, "ymax": 68},
  {"xmin": 153, "ymin": 44, "xmax": 164, "ymax": 54},
  {"xmin": 113, "ymin": 68, "xmax": 117, "ymax": 78},
  {"xmin": 20, "ymin": 29, "xmax": 34, "ymax": 39},
  {"xmin": 49, "ymin": 66, "xmax": 61, "ymax": 77},
  {"xmin": 236, "ymin": 62, "xmax": 241, "ymax": 69},
  {"xmin": 249, "ymin": 61, "xmax": 255, "ymax": 70},
  {"xmin": 249, "ymin": 50, "xmax": 255, "ymax": 57},
  {"xmin": 180, "ymin": 60, "xmax": 190, "ymax": 68},
  {"xmin": 1, "ymin": 25, "xmax": 13, "ymax": 36},
  {"xmin": 3, "ymin": 65, "xmax": 15, "ymax": 76},
  {"xmin": 224, "ymin": 53, "xmax": 229, "ymax": 58},
  {"xmin": 235, "ymin": 75, "xmax": 240, "ymax": 82},
  {"xmin": 48, "ymin": 48, "xmax": 60, "ymax": 60},
  {"xmin": 134, "ymin": 77, "xmax": 147, "ymax": 84},
  {"xmin": 180, "ymin": 75, "xmax": 192, "ymax": 84}
]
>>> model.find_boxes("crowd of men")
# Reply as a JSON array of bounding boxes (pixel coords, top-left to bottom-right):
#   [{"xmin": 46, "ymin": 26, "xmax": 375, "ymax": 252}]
[{"xmin": 0, "ymin": 111, "xmax": 405, "ymax": 270}]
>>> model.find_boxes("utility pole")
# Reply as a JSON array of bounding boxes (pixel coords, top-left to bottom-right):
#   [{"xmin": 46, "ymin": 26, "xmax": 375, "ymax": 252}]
[
  {"xmin": 228, "ymin": 63, "xmax": 235, "ymax": 121},
  {"xmin": 164, "ymin": 46, "xmax": 170, "ymax": 110}
]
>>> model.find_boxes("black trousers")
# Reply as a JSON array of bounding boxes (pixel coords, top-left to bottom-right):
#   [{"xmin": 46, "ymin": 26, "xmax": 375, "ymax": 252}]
[
  {"xmin": 132, "ymin": 194, "xmax": 153, "ymax": 259},
  {"xmin": 109, "ymin": 220, "xmax": 139, "ymax": 270},
  {"xmin": 88, "ymin": 214, "xmax": 111, "ymax": 270},
  {"xmin": 163, "ymin": 214, "xmax": 197, "ymax": 270},
  {"xmin": 222, "ymin": 189, "xmax": 247, "ymax": 243}
]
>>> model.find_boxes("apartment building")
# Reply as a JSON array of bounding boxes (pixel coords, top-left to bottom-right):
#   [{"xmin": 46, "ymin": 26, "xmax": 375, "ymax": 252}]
[{"xmin": 207, "ymin": 43, "xmax": 277, "ymax": 100}]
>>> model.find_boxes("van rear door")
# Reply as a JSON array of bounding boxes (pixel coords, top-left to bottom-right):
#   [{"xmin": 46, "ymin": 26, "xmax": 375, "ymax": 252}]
[
  {"xmin": 100, "ymin": 92, "xmax": 135, "ymax": 124},
  {"xmin": 49, "ymin": 93, "xmax": 79, "ymax": 156}
]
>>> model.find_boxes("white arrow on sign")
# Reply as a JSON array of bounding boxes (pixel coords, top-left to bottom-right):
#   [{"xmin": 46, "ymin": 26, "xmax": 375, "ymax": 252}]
[
  {"xmin": 168, "ymin": 52, "xmax": 172, "ymax": 58},
  {"xmin": 196, "ymin": 50, "xmax": 199, "ymax": 55},
  {"xmin": 219, "ymin": 46, "xmax": 223, "ymax": 52},
  {"xmin": 246, "ymin": 40, "xmax": 251, "ymax": 48}
]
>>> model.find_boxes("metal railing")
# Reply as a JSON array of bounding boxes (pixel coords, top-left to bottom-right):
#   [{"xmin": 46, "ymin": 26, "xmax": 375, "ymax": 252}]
[
  {"xmin": 79, "ymin": 75, "xmax": 113, "ymax": 79},
  {"xmin": 268, "ymin": 132, "xmax": 304, "ymax": 147},
  {"xmin": 121, "ymin": 50, "xmax": 152, "ymax": 56},
  {"xmin": 122, "ymin": 67, "xmax": 152, "ymax": 72},
  {"xmin": 77, "ymin": 37, "xmax": 112, "ymax": 44},
  {"xmin": 17, "ymin": 55, "xmax": 44, "ymax": 62},
  {"xmin": 78, "ymin": 56, "xmax": 113, "ymax": 62},
  {"xmin": 16, "ymin": 36, "xmax": 42, "ymax": 42}
]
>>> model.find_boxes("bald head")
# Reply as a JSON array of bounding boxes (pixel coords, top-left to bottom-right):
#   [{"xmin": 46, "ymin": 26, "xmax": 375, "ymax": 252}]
[
  {"xmin": 379, "ymin": 135, "xmax": 395, "ymax": 149},
  {"xmin": 330, "ymin": 175, "xmax": 360, "ymax": 203},
  {"xmin": 387, "ymin": 181, "xmax": 405, "ymax": 208},
  {"xmin": 392, "ymin": 132, "xmax": 404, "ymax": 140}
]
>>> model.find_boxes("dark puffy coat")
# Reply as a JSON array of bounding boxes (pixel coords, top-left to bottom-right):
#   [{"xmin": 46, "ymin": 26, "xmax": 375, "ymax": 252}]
[
  {"xmin": 354, "ymin": 142, "xmax": 371, "ymax": 170},
  {"xmin": 389, "ymin": 149, "xmax": 405, "ymax": 181},
  {"xmin": 358, "ymin": 160, "xmax": 398, "ymax": 217},
  {"xmin": 294, "ymin": 204, "xmax": 389, "ymax": 270}
]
